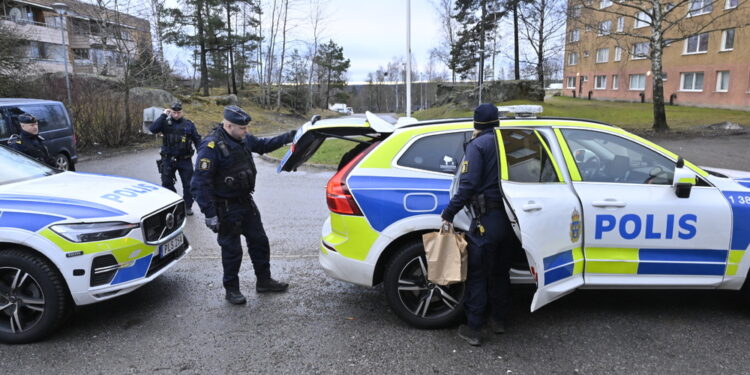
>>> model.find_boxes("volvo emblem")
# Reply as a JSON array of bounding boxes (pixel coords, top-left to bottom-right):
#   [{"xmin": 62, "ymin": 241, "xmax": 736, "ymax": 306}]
[{"xmin": 165, "ymin": 212, "xmax": 175, "ymax": 230}]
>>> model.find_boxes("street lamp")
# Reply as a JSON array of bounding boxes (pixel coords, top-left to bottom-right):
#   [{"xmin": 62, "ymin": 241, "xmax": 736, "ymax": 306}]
[
  {"xmin": 52, "ymin": 2, "xmax": 72, "ymax": 105},
  {"xmin": 405, "ymin": 0, "xmax": 412, "ymax": 117}
]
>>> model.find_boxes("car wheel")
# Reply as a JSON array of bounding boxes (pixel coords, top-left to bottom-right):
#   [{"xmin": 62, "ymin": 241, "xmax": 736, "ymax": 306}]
[
  {"xmin": 54, "ymin": 153, "xmax": 72, "ymax": 171},
  {"xmin": 383, "ymin": 240, "xmax": 465, "ymax": 328},
  {"xmin": 0, "ymin": 249, "xmax": 71, "ymax": 344}
]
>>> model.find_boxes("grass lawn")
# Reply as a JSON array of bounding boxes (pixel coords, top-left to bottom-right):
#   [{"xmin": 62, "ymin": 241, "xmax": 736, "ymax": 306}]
[
  {"xmin": 268, "ymin": 138, "xmax": 362, "ymax": 167},
  {"xmin": 413, "ymin": 96, "xmax": 750, "ymax": 131}
]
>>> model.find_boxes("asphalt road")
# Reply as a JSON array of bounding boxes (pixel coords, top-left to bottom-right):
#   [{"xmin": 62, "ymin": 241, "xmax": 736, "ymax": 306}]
[{"xmin": 4, "ymin": 134, "xmax": 750, "ymax": 374}]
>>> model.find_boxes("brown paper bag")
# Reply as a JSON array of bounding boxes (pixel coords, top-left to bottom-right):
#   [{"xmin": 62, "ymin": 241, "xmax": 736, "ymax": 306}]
[{"xmin": 422, "ymin": 223, "xmax": 468, "ymax": 285}]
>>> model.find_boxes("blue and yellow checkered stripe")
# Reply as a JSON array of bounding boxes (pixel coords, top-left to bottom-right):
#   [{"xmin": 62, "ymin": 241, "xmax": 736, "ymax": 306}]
[
  {"xmin": 584, "ymin": 248, "xmax": 742, "ymax": 276},
  {"xmin": 543, "ymin": 247, "xmax": 584, "ymax": 285}
]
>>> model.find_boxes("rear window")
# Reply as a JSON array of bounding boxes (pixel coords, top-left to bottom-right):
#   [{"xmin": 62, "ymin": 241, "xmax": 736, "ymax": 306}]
[
  {"xmin": 397, "ymin": 131, "xmax": 471, "ymax": 174},
  {"xmin": 7, "ymin": 104, "xmax": 69, "ymax": 132}
]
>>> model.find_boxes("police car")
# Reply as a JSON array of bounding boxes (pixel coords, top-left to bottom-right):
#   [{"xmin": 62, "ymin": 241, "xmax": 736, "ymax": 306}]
[
  {"xmin": 278, "ymin": 107, "xmax": 750, "ymax": 329},
  {"xmin": 0, "ymin": 146, "xmax": 191, "ymax": 343}
]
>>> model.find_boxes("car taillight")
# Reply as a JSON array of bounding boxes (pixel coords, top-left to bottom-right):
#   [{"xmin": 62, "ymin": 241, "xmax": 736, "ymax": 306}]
[{"xmin": 326, "ymin": 142, "xmax": 379, "ymax": 216}]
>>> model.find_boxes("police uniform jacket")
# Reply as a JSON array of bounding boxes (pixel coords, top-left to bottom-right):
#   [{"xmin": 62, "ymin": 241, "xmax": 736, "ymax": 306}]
[
  {"xmin": 149, "ymin": 114, "xmax": 201, "ymax": 157},
  {"xmin": 8, "ymin": 130, "xmax": 56, "ymax": 167},
  {"xmin": 441, "ymin": 129, "xmax": 502, "ymax": 222},
  {"xmin": 191, "ymin": 126, "xmax": 294, "ymax": 218}
]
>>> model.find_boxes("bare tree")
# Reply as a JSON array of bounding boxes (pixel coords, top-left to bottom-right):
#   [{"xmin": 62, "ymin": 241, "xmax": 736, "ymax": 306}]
[
  {"xmin": 572, "ymin": 0, "xmax": 750, "ymax": 131},
  {"xmin": 432, "ymin": 0, "xmax": 460, "ymax": 83},
  {"xmin": 306, "ymin": 0, "xmax": 329, "ymax": 110},
  {"xmin": 518, "ymin": 0, "xmax": 566, "ymax": 87}
]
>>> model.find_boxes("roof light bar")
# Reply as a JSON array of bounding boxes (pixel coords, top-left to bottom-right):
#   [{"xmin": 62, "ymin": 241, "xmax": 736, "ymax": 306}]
[{"xmin": 497, "ymin": 105, "xmax": 544, "ymax": 118}]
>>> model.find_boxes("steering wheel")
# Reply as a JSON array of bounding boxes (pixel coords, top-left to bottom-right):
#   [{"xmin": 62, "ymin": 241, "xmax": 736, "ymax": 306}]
[
  {"xmin": 574, "ymin": 149, "xmax": 601, "ymax": 180},
  {"xmin": 644, "ymin": 166, "xmax": 671, "ymax": 184}
]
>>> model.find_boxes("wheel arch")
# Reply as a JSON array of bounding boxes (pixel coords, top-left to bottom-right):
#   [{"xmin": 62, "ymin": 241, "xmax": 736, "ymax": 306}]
[
  {"xmin": 372, "ymin": 230, "xmax": 432, "ymax": 286},
  {"xmin": 0, "ymin": 241, "xmax": 72, "ymax": 298}
]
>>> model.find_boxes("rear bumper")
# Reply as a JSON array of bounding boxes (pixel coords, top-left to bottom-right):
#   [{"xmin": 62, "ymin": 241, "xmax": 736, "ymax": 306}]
[{"xmin": 319, "ymin": 241, "xmax": 375, "ymax": 287}]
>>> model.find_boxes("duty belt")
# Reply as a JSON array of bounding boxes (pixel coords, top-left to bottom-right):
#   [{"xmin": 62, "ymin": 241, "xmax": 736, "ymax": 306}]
[
  {"xmin": 161, "ymin": 153, "xmax": 193, "ymax": 160},
  {"xmin": 214, "ymin": 195, "xmax": 252, "ymax": 208}
]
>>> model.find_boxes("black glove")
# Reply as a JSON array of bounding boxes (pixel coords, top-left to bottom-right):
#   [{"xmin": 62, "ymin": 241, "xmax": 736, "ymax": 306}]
[
  {"xmin": 286, "ymin": 130, "xmax": 296, "ymax": 143},
  {"xmin": 205, "ymin": 216, "xmax": 219, "ymax": 233}
]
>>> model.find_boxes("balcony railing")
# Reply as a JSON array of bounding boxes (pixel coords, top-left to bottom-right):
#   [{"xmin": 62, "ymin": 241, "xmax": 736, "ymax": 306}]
[{"xmin": 0, "ymin": 16, "xmax": 61, "ymax": 29}]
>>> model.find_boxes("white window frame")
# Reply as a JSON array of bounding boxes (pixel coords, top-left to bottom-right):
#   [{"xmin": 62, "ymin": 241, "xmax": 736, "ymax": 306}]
[
  {"xmin": 600, "ymin": 0, "xmax": 613, "ymax": 9},
  {"xmin": 721, "ymin": 29, "xmax": 735, "ymax": 51},
  {"xmin": 567, "ymin": 76, "xmax": 576, "ymax": 89},
  {"xmin": 716, "ymin": 71, "xmax": 730, "ymax": 92},
  {"xmin": 614, "ymin": 46, "xmax": 622, "ymax": 61},
  {"xmin": 725, "ymin": 0, "xmax": 738, "ymax": 9},
  {"xmin": 629, "ymin": 74, "xmax": 646, "ymax": 90},
  {"xmin": 634, "ymin": 11, "xmax": 649, "ymax": 28},
  {"xmin": 595, "ymin": 75, "xmax": 608, "ymax": 90},
  {"xmin": 570, "ymin": 29, "xmax": 580, "ymax": 42},
  {"xmin": 572, "ymin": 5, "xmax": 582, "ymax": 17},
  {"xmin": 680, "ymin": 72, "xmax": 705, "ymax": 92},
  {"xmin": 612, "ymin": 75, "xmax": 619, "ymax": 90},
  {"xmin": 596, "ymin": 48, "xmax": 609, "ymax": 63},
  {"xmin": 598, "ymin": 20, "xmax": 612, "ymax": 36},
  {"xmin": 631, "ymin": 42, "xmax": 649, "ymax": 59},
  {"xmin": 616, "ymin": 17, "xmax": 624, "ymax": 32},
  {"xmin": 684, "ymin": 33, "xmax": 709, "ymax": 54},
  {"xmin": 689, "ymin": 0, "xmax": 712, "ymax": 16},
  {"xmin": 568, "ymin": 52, "xmax": 578, "ymax": 65}
]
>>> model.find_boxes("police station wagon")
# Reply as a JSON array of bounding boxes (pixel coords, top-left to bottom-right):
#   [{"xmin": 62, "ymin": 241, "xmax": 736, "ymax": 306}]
[
  {"xmin": 279, "ymin": 107, "xmax": 750, "ymax": 328},
  {"xmin": 0, "ymin": 146, "xmax": 190, "ymax": 343}
]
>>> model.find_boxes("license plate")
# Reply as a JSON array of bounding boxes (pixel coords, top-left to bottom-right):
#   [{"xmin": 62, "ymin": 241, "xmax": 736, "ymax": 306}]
[{"xmin": 160, "ymin": 234, "xmax": 183, "ymax": 257}]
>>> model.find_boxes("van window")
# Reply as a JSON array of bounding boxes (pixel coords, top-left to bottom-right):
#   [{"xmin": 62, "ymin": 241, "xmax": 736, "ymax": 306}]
[
  {"xmin": 397, "ymin": 131, "xmax": 471, "ymax": 174},
  {"xmin": 7, "ymin": 104, "xmax": 68, "ymax": 132},
  {"xmin": 0, "ymin": 114, "xmax": 10, "ymax": 139}
]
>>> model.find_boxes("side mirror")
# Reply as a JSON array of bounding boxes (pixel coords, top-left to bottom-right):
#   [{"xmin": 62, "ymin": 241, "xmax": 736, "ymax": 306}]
[{"xmin": 673, "ymin": 157, "xmax": 695, "ymax": 199}]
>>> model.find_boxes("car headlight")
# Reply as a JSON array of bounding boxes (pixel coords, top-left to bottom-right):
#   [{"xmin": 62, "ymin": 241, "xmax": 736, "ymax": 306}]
[{"xmin": 51, "ymin": 222, "xmax": 139, "ymax": 243}]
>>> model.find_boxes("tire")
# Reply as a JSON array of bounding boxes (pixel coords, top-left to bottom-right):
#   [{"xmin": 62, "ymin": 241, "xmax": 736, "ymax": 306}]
[
  {"xmin": 54, "ymin": 153, "xmax": 72, "ymax": 171},
  {"xmin": 0, "ymin": 249, "xmax": 71, "ymax": 344},
  {"xmin": 383, "ymin": 240, "xmax": 465, "ymax": 329}
]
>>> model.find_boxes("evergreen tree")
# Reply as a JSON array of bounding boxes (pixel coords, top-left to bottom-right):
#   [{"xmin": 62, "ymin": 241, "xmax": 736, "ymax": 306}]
[
  {"xmin": 314, "ymin": 40, "xmax": 350, "ymax": 109},
  {"xmin": 450, "ymin": 0, "xmax": 507, "ymax": 81}
]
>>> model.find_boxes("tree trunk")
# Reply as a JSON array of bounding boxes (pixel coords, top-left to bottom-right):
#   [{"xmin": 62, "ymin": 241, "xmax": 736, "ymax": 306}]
[
  {"xmin": 651, "ymin": 4, "xmax": 669, "ymax": 132},
  {"xmin": 196, "ymin": 0, "xmax": 209, "ymax": 96},
  {"xmin": 536, "ymin": 0, "xmax": 545, "ymax": 87},
  {"xmin": 276, "ymin": 0, "xmax": 289, "ymax": 110},
  {"xmin": 226, "ymin": 0, "xmax": 237, "ymax": 94},
  {"xmin": 513, "ymin": 3, "xmax": 520, "ymax": 80}
]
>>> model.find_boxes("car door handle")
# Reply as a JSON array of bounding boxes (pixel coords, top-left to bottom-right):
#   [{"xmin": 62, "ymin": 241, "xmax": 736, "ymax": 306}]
[
  {"xmin": 592, "ymin": 199, "xmax": 626, "ymax": 208},
  {"xmin": 522, "ymin": 202, "xmax": 543, "ymax": 212}
]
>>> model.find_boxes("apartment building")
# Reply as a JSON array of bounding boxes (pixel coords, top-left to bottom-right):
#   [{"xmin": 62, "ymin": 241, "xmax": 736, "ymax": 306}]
[
  {"xmin": 563, "ymin": 0, "xmax": 750, "ymax": 110},
  {"xmin": 0, "ymin": 0, "xmax": 150, "ymax": 77}
]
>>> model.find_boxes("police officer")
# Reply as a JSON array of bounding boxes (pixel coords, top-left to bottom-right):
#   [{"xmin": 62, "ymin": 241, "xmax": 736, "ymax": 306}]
[
  {"xmin": 150, "ymin": 101, "xmax": 201, "ymax": 215},
  {"xmin": 441, "ymin": 103, "xmax": 511, "ymax": 346},
  {"xmin": 191, "ymin": 105, "xmax": 296, "ymax": 305},
  {"xmin": 7, "ymin": 113, "xmax": 56, "ymax": 168}
]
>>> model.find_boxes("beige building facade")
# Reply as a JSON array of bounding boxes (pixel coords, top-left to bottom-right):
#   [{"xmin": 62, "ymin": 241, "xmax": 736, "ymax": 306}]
[
  {"xmin": 563, "ymin": 0, "xmax": 750, "ymax": 110},
  {"xmin": 0, "ymin": 0, "xmax": 151, "ymax": 77}
]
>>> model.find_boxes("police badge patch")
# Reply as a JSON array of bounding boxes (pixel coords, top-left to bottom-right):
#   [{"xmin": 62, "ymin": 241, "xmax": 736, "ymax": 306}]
[
  {"xmin": 570, "ymin": 208, "xmax": 581, "ymax": 242},
  {"xmin": 461, "ymin": 160, "xmax": 469, "ymax": 173},
  {"xmin": 199, "ymin": 158, "xmax": 211, "ymax": 170}
]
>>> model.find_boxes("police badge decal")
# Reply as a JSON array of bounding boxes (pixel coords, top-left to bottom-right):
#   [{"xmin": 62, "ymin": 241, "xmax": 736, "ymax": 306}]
[{"xmin": 570, "ymin": 209, "xmax": 581, "ymax": 243}]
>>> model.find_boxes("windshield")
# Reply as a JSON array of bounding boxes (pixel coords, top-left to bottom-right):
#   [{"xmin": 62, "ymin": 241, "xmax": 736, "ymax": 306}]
[{"xmin": 0, "ymin": 146, "xmax": 57, "ymax": 184}]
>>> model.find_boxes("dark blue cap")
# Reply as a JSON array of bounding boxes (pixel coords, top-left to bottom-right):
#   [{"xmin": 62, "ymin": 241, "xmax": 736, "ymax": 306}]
[
  {"xmin": 473, "ymin": 103, "xmax": 499, "ymax": 130},
  {"xmin": 18, "ymin": 113, "xmax": 37, "ymax": 124},
  {"xmin": 170, "ymin": 101, "xmax": 183, "ymax": 111},
  {"xmin": 223, "ymin": 105, "xmax": 251, "ymax": 126}
]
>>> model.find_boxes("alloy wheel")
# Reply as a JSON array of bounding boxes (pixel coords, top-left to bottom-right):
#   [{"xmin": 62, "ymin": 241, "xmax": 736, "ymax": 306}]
[
  {"xmin": 396, "ymin": 255, "xmax": 464, "ymax": 319},
  {"xmin": 55, "ymin": 154, "xmax": 70, "ymax": 171},
  {"xmin": 0, "ymin": 267, "xmax": 46, "ymax": 334}
]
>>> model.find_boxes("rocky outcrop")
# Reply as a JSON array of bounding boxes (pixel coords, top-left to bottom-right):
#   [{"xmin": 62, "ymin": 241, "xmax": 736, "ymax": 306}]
[
  {"xmin": 128, "ymin": 87, "xmax": 177, "ymax": 107},
  {"xmin": 435, "ymin": 80, "xmax": 545, "ymax": 107}
]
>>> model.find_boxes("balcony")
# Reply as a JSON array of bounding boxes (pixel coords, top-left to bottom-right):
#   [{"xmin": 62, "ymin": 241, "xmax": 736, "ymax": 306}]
[{"xmin": 1, "ymin": 16, "xmax": 63, "ymax": 45}]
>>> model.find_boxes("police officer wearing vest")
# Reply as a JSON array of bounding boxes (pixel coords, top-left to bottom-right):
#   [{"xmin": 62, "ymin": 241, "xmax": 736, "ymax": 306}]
[
  {"xmin": 441, "ymin": 103, "xmax": 512, "ymax": 346},
  {"xmin": 150, "ymin": 101, "xmax": 201, "ymax": 215},
  {"xmin": 191, "ymin": 105, "xmax": 296, "ymax": 305},
  {"xmin": 7, "ymin": 113, "xmax": 56, "ymax": 168}
]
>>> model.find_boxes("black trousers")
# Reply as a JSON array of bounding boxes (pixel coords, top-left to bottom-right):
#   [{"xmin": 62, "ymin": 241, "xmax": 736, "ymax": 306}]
[
  {"xmin": 216, "ymin": 198, "xmax": 271, "ymax": 291},
  {"xmin": 161, "ymin": 157, "xmax": 194, "ymax": 207},
  {"xmin": 464, "ymin": 208, "xmax": 512, "ymax": 330}
]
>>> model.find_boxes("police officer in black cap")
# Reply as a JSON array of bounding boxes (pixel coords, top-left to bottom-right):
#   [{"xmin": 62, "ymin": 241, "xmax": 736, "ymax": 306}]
[
  {"xmin": 191, "ymin": 105, "xmax": 296, "ymax": 305},
  {"xmin": 149, "ymin": 101, "xmax": 201, "ymax": 215},
  {"xmin": 441, "ymin": 103, "xmax": 512, "ymax": 346},
  {"xmin": 7, "ymin": 113, "xmax": 56, "ymax": 168}
]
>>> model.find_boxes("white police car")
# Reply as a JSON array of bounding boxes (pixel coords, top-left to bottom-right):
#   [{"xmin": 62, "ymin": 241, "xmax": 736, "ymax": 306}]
[
  {"xmin": 0, "ymin": 146, "xmax": 190, "ymax": 343},
  {"xmin": 279, "ymin": 108, "xmax": 750, "ymax": 328}
]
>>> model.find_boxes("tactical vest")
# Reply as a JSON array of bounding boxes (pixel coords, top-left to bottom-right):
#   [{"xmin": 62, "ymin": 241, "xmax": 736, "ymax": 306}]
[
  {"xmin": 213, "ymin": 128, "xmax": 258, "ymax": 195},
  {"xmin": 161, "ymin": 119, "xmax": 192, "ymax": 156},
  {"xmin": 10, "ymin": 133, "xmax": 53, "ymax": 166}
]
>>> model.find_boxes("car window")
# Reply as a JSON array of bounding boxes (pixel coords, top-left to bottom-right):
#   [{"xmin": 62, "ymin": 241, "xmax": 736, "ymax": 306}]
[
  {"xmin": 397, "ymin": 131, "xmax": 471, "ymax": 174},
  {"xmin": 7, "ymin": 104, "xmax": 68, "ymax": 132},
  {"xmin": 501, "ymin": 129, "xmax": 560, "ymax": 183},
  {"xmin": 561, "ymin": 129, "xmax": 675, "ymax": 184},
  {"xmin": 0, "ymin": 146, "xmax": 56, "ymax": 184},
  {"xmin": 0, "ymin": 111, "xmax": 10, "ymax": 139}
]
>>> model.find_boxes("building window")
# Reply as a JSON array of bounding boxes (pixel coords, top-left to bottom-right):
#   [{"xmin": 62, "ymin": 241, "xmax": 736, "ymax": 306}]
[
  {"xmin": 721, "ymin": 29, "xmax": 735, "ymax": 51},
  {"xmin": 583, "ymin": 75, "xmax": 589, "ymax": 82},
  {"xmin": 661, "ymin": 72, "xmax": 668, "ymax": 81},
  {"xmin": 726, "ymin": 0, "xmax": 738, "ymax": 9},
  {"xmin": 567, "ymin": 76, "xmax": 576, "ymax": 89},
  {"xmin": 634, "ymin": 11, "xmax": 649, "ymax": 28},
  {"xmin": 72, "ymin": 48, "xmax": 89, "ymax": 60},
  {"xmin": 583, "ymin": 50, "xmax": 590, "ymax": 57},
  {"xmin": 689, "ymin": 0, "xmax": 712, "ymax": 16},
  {"xmin": 568, "ymin": 52, "xmax": 578, "ymax": 65},
  {"xmin": 631, "ymin": 42, "xmax": 649, "ymax": 59},
  {"xmin": 598, "ymin": 20, "xmax": 612, "ymax": 36},
  {"xmin": 596, "ymin": 48, "xmax": 609, "ymax": 63},
  {"xmin": 600, "ymin": 0, "xmax": 612, "ymax": 8},
  {"xmin": 629, "ymin": 74, "xmax": 646, "ymax": 90},
  {"xmin": 612, "ymin": 75, "xmax": 619, "ymax": 89},
  {"xmin": 571, "ymin": 5, "xmax": 582, "ymax": 17},
  {"xmin": 569, "ymin": 29, "xmax": 580, "ymax": 42},
  {"xmin": 595, "ymin": 75, "xmax": 608, "ymax": 89},
  {"xmin": 685, "ymin": 33, "xmax": 709, "ymax": 54},
  {"xmin": 716, "ymin": 71, "xmax": 730, "ymax": 92},
  {"xmin": 616, "ymin": 17, "xmax": 624, "ymax": 32},
  {"xmin": 614, "ymin": 46, "xmax": 623, "ymax": 61},
  {"xmin": 680, "ymin": 72, "xmax": 704, "ymax": 91}
]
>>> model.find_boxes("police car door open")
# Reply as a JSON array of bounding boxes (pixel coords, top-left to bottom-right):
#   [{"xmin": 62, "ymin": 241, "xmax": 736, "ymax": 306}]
[
  {"xmin": 495, "ymin": 128, "xmax": 584, "ymax": 312},
  {"xmin": 556, "ymin": 128, "xmax": 731, "ymax": 288}
]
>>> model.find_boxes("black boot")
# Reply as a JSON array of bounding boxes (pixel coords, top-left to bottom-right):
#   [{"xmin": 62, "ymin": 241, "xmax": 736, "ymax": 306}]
[
  {"xmin": 225, "ymin": 290, "xmax": 246, "ymax": 305},
  {"xmin": 457, "ymin": 324, "xmax": 482, "ymax": 346},
  {"xmin": 256, "ymin": 278, "xmax": 289, "ymax": 293}
]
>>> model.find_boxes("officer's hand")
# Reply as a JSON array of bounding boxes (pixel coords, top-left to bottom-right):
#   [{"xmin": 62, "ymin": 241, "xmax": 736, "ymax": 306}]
[
  {"xmin": 163, "ymin": 108, "xmax": 172, "ymax": 116},
  {"xmin": 285, "ymin": 130, "xmax": 296, "ymax": 143},
  {"xmin": 205, "ymin": 216, "xmax": 219, "ymax": 233}
]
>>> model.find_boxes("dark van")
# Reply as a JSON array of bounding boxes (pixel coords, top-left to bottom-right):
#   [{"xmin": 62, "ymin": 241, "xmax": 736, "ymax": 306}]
[{"xmin": 0, "ymin": 98, "xmax": 77, "ymax": 170}]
